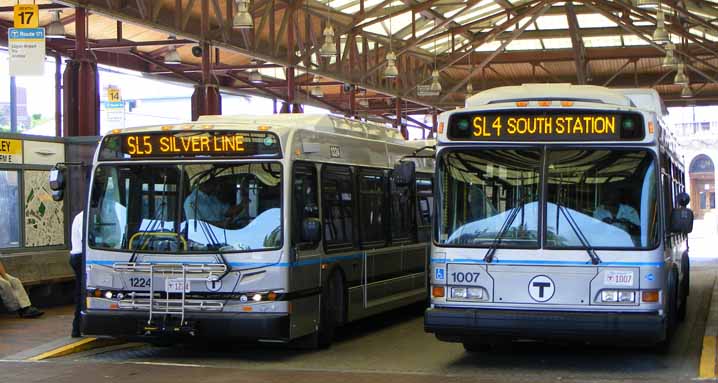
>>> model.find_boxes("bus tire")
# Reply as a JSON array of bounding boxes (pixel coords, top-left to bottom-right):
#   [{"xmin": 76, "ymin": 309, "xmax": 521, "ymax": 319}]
[
  {"xmin": 317, "ymin": 271, "xmax": 344, "ymax": 349},
  {"xmin": 678, "ymin": 255, "xmax": 690, "ymax": 321},
  {"xmin": 657, "ymin": 270, "xmax": 679, "ymax": 352},
  {"xmin": 463, "ymin": 341, "xmax": 492, "ymax": 353}
]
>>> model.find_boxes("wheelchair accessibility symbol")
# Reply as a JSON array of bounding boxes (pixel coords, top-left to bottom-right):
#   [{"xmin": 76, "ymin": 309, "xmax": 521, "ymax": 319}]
[{"xmin": 435, "ymin": 268, "xmax": 445, "ymax": 281}]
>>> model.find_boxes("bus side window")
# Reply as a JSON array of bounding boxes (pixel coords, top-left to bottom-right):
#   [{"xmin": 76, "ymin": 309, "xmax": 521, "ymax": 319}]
[
  {"xmin": 358, "ymin": 168, "xmax": 387, "ymax": 249},
  {"xmin": 390, "ymin": 169, "xmax": 416, "ymax": 243},
  {"xmin": 293, "ymin": 162, "xmax": 319, "ymax": 248},
  {"xmin": 321, "ymin": 165, "xmax": 355, "ymax": 252},
  {"xmin": 416, "ymin": 176, "xmax": 433, "ymax": 242}
]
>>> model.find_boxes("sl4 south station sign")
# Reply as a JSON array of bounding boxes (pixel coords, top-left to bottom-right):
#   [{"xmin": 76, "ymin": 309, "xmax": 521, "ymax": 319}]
[{"xmin": 8, "ymin": 28, "xmax": 46, "ymax": 76}]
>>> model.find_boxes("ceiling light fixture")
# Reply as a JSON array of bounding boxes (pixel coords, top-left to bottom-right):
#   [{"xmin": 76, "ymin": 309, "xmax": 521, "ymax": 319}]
[
  {"xmin": 233, "ymin": 0, "xmax": 253, "ymax": 29},
  {"xmin": 674, "ymin": 62, "xmax": 689, "ymax": 85},
  {"xmin": 680, "ymin": 83, "xmax": 693, "ymax": 98},
  {"xmin": 430, "ymin": 69, "xmax": 442, "ymax": 93},
  {"xmin": 310, "ymin": 76, "xmax": 324, "ymax": 97},
  {"xmin": 46, "ymin": 10, "xmax": 66, "ymax": 38},
  {"xmin": 635, "ymin": 0, "xmax": 658, "ymax": 8},
  {"xmin": 384, "ymin": 51, "xmax": 398, "ymax": 78},
  {"xmin": 164, "ymin": 36, "xmax": 182, "ymax": 64},
  {"xmin": 319, "ymin": 0, "xmax": 337, "ymax": 57},
  {"xmin": 652, "ymin": 10, "xmax": 670, "ymax": 44},
  {"xmin": 430, "ymin": 19, "xmax": 441, "ymax": 94},
  {"xmin": 662, "ymin": 43, "xmax": 676, "ymax": 68},
  {"xmin": 384, "ymin": 15, "xmax": 398, "ymax": 79}
]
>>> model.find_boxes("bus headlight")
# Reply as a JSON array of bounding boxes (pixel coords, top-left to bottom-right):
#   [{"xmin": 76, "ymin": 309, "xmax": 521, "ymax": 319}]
[
  {"xmin": 600, "ymin": 290, "xmax": 636, "ymax": 303},
  {"xmin": 618, "ymin": 291, "xmax": 636, "ymax": 303},
  {"xmin": 450, "ymin": 286, "xmax": 487, "ymax": 301}
]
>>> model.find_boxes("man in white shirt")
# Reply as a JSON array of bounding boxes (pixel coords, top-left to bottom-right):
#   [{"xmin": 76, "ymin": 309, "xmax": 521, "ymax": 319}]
[
  {"xmin": 70, "ymin": 211, "xmax": 83, "ymax": 337},
  {"xmin": 0, "ymin": 261, "xmax": 43, "ymax": 318}
]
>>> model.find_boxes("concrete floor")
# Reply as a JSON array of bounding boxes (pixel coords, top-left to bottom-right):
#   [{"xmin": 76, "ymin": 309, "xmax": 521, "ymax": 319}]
[{"xmin": 0, "ymin": 228, "xmax": 715, "ymax": 383}]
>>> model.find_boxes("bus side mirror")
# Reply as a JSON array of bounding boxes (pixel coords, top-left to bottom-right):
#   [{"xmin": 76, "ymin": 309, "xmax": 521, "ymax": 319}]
[
  {"xmin": 676, "ymin": 192, "xmax": 690, "ymax": 208},
  {"xmin": 51, "ymin": 189, "xmax": 64, "ymax": 202},
  {"xmin": 302, "ymin": 217, "xmax": 321, "ymax": 243},
  {"xmin": 670, "ymin": 207, "xmax": 694, "ymax": 234},
  {"xmin": 49, "ymin": 165, "xmax": 65, "ymax": 191},
  {"xmin": 392, "ymin": 161, "xmax": 416, "ymax": 187}
]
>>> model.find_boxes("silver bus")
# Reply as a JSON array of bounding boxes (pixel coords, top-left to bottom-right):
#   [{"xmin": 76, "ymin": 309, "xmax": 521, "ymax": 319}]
[
  {"xmin": 423, "ymin": 85, "xmax": 693, "ymax": 350},
  {"xmin": 77, "ymin": 114, "xmax": 434, "ymax": 347}
]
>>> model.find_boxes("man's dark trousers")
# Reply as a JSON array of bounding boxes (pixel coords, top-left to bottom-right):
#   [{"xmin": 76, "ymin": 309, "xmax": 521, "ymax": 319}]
[{"xmin": 69, "ymin": 252, "xmax": 82, "ymax": 336}]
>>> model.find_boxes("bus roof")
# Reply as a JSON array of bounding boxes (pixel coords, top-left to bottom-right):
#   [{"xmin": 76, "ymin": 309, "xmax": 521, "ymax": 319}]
[
  {"xmin": 466, "ymin": 84, "xmax": 633, "ymax": 108},
  {"xmin": 195, "ymin": 114, "xmax": 409, "ymax": 144}
]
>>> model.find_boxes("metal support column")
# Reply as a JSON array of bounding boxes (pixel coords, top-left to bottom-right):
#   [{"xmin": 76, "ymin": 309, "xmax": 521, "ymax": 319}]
[
  {"xmin": 63, "ymin": 7, "xmax": 99, "ymax": 137},
  {"xmin": 55, "ymin": 53, "xmax": 62, "ymax": 137},
  {"xmin": 429, "ymin": 109, "xmax": 438, "ymax": 139},
  {"xmin": 9, "ymin": 76, "xmax": 17, "ymax": 133},
  {"xmin": 396, "ymin": 98, "xmax": 408, "ymax": 139},
  {"xmin": 192, "ymin": 0, "xmax": 221, "ymax": 120}
]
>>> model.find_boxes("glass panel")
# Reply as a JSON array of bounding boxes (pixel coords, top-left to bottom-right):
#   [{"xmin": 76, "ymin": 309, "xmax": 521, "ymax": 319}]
[
  {"xmin": 0, "ymin": 171, "xmax": 20, "ymax": 248},
  {"xmin": 88, "ymin": 162, "xmax": 282, "ymax": 253},
  {"xmin": 546, "ymin": 149, "xmax": 659, "ymax": 249},
  {"xmin": 437, "ymin": 149, "xmax": 541, "ymax": 247},
  {"xmin": 358, "ymin": 169, "xmax": 386, "ymax": 245},
  {"xmin": 292, "ymin": 163, "xmax": 319, "ymax": 246},
  {"xmin": 390, "ymin": 169, "xmax": 414, "ymax": 242},
  {"xmin": 24, "ymin": 170, "xmax": 64, "ymax": 247},
  {"xmin": 322, "ymin": 165, "xmax": 354, "ymax": 248}
]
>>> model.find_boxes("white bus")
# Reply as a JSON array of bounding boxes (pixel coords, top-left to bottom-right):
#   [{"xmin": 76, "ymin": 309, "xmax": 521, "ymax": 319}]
[
  {"xmin": 75, "ymin": 114, "xmax": 434, "ymax": 347},
  {"xmin": 423, "ymin": 85, "xmax": 693, "ymax": 350}
]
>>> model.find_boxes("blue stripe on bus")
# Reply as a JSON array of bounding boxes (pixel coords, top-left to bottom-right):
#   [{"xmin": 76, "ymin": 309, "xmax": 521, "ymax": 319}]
[
  {"xmin": 430, "ymin": 258, "xmax": 663, "ymax": 267},
  {"xmin": 86, "ymin": 252, "xmax": 365, "ymax": 268}
]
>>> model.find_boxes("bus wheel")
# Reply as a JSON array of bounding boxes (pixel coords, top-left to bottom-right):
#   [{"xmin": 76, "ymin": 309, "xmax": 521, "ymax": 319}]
[
  {"xmin": 317, "ymin": 271, "xmax": 344, "ymax": 348},
  {"xmin": 657, "ymin": 271, "xmax": 679, "ymax": 352},
  {"xmin": 678, "ymin": 256, "xmax": 690, "ymax": 321}
]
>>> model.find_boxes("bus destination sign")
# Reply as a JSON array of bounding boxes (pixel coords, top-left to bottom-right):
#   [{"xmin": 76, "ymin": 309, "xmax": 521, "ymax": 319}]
[
  {"xmin": 448, "ymin": 110, "xmax": 644, "ymax": 141},
  {"xmin": 99, "ymin": 131, "xmax": 281, "ymax": 160}
]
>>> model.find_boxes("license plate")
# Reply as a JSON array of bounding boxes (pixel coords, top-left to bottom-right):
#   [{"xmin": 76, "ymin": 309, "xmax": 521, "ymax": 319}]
[
  {"xmin": 165, "ymin": 278, "xmax": 191, "ymax": 293},
  {"xmin": 604, "ymin": 270, "xmax": 634, "ymax": 287}
]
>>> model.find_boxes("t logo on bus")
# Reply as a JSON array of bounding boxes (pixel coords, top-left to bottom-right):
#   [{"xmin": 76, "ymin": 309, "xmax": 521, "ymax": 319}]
[{"xmin": 528, "ymin": 275, "xmax": 555, "ymax": 302}]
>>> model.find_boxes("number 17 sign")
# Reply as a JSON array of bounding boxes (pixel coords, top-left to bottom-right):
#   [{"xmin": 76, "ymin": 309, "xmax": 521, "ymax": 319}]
[{"xmin": 14, "ymin": 4, "xmax": 39, "ymax": 29}]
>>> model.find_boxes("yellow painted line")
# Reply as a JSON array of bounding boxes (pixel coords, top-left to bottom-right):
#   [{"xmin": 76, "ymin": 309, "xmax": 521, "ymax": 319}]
[
  {"xmin": 28, "ymin": 337, "xmax": 99, "ymax": 361},
  {"xmin": 699, "ymin": 336, "xmax": 717, "ymax": 379}
]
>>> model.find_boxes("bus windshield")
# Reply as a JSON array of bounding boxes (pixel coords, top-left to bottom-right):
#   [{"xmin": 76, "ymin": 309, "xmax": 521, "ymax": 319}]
[
  {"xmin": 88, "ymin": 162, "xmax": 282, "ymax": 253},
  {"xmin": 436, "ymin": 147, "xmax": 659, "ymax": 250},
  {"xmin": 546, "ymin": 149, "xmax": 658, "ymax": 249},
  {"xmin": 437, "ymin": 149, "xmax": 542, "ymax": 248}
]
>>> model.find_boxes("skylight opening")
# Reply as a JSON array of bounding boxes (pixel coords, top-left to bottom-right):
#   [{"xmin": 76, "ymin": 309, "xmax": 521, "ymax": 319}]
[{"xmin": 577, "ymin": 13, "xmax": 617, "ymax": 28}]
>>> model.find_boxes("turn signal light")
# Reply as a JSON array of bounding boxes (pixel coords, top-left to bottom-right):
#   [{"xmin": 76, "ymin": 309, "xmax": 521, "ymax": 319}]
[
  {"xmin": 258, "ymin": 125, "xmax": 271, "ymax": 131},
  {"xmin": 642, "ymin": 290, "xmax": 659, "ymax": 302},
  {"xmin": 432, "ymin": 286, "xmax": 445, "ymax": 298},
  {"xmin": 267, "ymin": 292, "xmax": 278, "ymax": 301},
  {"xmin": 438, "ymin": 122, "xmax": 444, "ymax": 134},
  {"xmin": 538, "ymin": 101, "xmax": 552, "ymax": 107},
  {"xmin": 516, "ymin": 101, "xmax": 529, "ymax": 107},
  {"xmin": 561, "ymin": 101, "xmax": 574, "ymax": 107},
  {"xmin": 648, "ymin": 121, "xmax": 655, "ymax": 134}
]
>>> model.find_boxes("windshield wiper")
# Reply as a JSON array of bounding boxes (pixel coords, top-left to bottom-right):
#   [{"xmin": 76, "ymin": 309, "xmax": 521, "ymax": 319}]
[
  {"xmin": 484, "ymin": 191, "xmax": 525, "ymax": 263},
  {"xmin": 555, "ymin": 176, "xmax": 601, "ymax": 265},
  {"xmin": 128, "ymin": 200, "xmax": 167, "ymax": 263}
]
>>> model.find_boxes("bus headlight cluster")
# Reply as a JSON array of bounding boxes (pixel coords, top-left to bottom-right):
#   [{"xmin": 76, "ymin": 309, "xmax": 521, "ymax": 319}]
[
  {"xmin": 600, "ymin": 290, "xmax": 636, "ymax": 303},
  {"xmin": 450, "ymin": 287, "xmax": 488, "ymax": 301}
]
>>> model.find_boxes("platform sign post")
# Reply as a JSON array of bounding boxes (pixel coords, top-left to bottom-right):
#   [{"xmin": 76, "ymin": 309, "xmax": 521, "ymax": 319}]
[{"xmin": 8, "ymin": 28, "xmax": 46, "ymax": 76}]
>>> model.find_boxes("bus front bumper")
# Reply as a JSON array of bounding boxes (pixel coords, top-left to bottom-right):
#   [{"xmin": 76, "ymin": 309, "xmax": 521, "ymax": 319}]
[
  {"xmin": 82, "ymin": 310, "xmax": 290, "ymax": 340},
  {"xmin": 425, "ymin": 307, "xmax": 665, "ymax": 344}
]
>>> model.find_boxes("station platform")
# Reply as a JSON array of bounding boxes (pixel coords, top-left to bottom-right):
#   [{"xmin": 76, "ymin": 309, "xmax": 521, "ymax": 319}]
[{"xmin": 0, "ymin": 305, "xmax": 120, "ymax": 361}]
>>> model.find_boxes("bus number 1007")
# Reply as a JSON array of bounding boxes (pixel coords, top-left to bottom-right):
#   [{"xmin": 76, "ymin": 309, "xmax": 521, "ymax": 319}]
[{"xmin": 450, "ymin": 272, "xmax": 481, "ymax": 284}]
